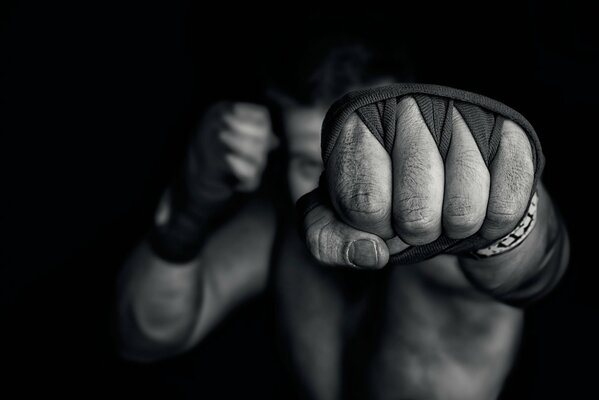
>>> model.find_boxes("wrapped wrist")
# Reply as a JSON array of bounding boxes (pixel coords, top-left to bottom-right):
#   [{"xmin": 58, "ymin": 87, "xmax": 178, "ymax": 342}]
[
  {"xmin": 148, "ymin": 183, "xmax": 235, "ymax": 263},
  {"xmin": 470, "ymin": 192, "xmax": 539, "ymax": 259}
]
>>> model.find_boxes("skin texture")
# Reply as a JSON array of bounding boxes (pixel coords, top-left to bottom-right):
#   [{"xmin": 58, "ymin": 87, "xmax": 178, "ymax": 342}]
[
  {"xmin": 118, "ymin": 95, "xmax": 568, "ymax": 399},
  {"xmin": 393, "ymin": 97, "xmax": 445, "ymax": 245},
  {"xmin": 302, "ymin": 97, "xmax": 538, "ymax": 276},
  {"xmin": 443, "ymin": 108, "xmax": 490, "ymax": 239},
  {"xmin": 278, "ymin": 103, "xmax": 530, "ymax": 400}
]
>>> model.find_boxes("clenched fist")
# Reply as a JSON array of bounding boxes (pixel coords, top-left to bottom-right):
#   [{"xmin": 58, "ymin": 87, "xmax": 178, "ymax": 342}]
[
  {"xmin": 299, "ymin": 86, "xmax": 542, "ymax": 270},
  {"xmin": 149, "ymin": 102, "xmax": 277, "ymax": 263},
  {"xmin": 188, "ymin": 102, "xmax": 278, "ymax": 199}
]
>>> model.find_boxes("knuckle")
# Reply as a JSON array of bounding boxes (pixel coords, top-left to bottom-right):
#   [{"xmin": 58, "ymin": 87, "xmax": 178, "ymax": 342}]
[
  {"xmin": 486, "ymin": 198, "xmax": 521, "ymax": 228},
  {"xmin": 395, "ymin": 196, "xmax": 439, "ymax": 231},
  {"xmin": 399, "ymin": 214, "xmax": 439, "ymax": 234},
  {"xmin": 445, "ymin": 219, "xmax": 480, "ymax": 237},
  {"xmin": 444, "ymin": 214, "xmax": 480, "ymax": 235},
  {"xmin": 444, "ymin": 195, "xmax": 475, "ymax": 218},
  {"xmin": 336, "ymin": 181, "xmax": 389, "ymax": 221},
  {"xmin": 443, "ymin": 197, "xmax": 481, "ymax": 231}
]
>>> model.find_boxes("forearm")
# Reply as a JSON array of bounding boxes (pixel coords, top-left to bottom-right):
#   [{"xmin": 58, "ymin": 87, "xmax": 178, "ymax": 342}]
[
  {"xmin": 117, "ymin": 240, "xmax": 203, "ymax": 362},
  {"xmin": 117, "ymin": 187, "xmax": 226, "ymax": 362},
  {"xmin": 459, "ymin": 183, "xmax": 570, "ymax": 306},
  {"xmin": 117, "ymin": 197, "xmax": 274, "ymax": 362}
]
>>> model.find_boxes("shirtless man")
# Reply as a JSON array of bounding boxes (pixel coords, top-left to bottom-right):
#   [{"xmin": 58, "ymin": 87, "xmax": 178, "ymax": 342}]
[{"xmin": 117, "ymin": 43, "xmax": 569, "ymax": 399}]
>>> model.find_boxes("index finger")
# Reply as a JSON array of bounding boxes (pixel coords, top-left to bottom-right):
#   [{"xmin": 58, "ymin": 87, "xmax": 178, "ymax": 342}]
[{"xmin": 326, "ymin": 113, "xmax": 394, "ymax": 239}]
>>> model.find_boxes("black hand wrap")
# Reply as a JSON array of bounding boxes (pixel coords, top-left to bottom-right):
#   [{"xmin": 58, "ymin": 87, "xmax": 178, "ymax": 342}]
[
  {"xmin": 297, "ymin": 83, "xmax": 545, "ymax": 265},
  {"xmin": 148, "ymin": 176, "xmax": 239, "ymax": 264}
]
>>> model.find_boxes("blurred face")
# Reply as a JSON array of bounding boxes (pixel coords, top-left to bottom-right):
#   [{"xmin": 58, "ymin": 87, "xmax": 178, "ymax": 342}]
[
  {"xmin": 280, "ymin": 78, "xmax": 394, "ymax": 203},
  {"xmin": 283, "ymin": 106, "xmax": 327, "ymax": 203}
]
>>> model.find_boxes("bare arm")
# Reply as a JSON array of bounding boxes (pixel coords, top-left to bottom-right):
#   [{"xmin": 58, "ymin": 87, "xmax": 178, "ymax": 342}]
[
  {"xmin": 299, "ymin": 93, "xmax": 569, "ymax": 306},
  {"xmin": 117, "ymin": 195, "xmax": 275, "ymax": 362},
  {"xmin": 458, "ymin": 182, "xmax": 570, "ymax": 305},
  {"xmin": 117, "ymin": 102, "xmax": 278, "ymax": 362}
]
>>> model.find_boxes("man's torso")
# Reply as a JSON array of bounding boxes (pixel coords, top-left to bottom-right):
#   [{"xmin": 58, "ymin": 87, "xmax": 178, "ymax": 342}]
[{"xmin": 274, "ymin": 225, "xmax": 522, "ymax": 400}]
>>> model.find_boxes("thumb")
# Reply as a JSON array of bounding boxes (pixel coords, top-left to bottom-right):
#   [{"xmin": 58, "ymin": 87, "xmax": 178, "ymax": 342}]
[{"xmin": 299, "ymin": 189, "xmax": 389, "ymax": 269}]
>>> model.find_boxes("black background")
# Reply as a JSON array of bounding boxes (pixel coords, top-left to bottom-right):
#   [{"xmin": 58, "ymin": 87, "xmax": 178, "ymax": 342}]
[{"xmin": 1, "ymin": 1, "xmax": 597, "ymax": 398}]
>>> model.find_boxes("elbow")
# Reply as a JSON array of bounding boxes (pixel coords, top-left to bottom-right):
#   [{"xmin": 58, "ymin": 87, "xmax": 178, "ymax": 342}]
[
  {"xmin": 118, "ymin": 339, "xmax": 185, "ymax": 364},
  {"xmin": 137, "ymin": 306, "xmax": 197, "ymax": 344},
  {"xmin": 117, "ymin": 304, "xmax": 197, "ymax": 363}
]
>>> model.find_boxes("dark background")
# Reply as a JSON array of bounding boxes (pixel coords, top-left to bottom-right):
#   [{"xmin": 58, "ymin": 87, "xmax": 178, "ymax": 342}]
[{"xmin": 1, "ymin": 1, "xmax": 597, "ymax": 398}]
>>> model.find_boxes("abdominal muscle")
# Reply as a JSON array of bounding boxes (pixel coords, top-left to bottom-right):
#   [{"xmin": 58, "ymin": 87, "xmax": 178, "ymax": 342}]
[{"xmin": 274, "ymin": 228, "xmax": 522, "ymax": 400}]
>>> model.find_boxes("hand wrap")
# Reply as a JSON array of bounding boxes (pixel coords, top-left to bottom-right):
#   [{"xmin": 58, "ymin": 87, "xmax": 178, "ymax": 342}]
[{"xmin": 298, "ymin": 83, "xmax": 544, "ymax": 265}]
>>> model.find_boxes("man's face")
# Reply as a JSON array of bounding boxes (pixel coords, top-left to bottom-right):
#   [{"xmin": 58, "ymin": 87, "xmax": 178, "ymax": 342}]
[{"xmin": 282, "ymin": 106, "xmax": 327, "ymax": 203}]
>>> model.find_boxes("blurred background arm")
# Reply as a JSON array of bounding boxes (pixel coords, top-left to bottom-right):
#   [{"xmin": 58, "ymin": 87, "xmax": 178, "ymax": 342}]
[{"xmin": 117, "ymin": 196, "xmax": 275, "ymax": 362}]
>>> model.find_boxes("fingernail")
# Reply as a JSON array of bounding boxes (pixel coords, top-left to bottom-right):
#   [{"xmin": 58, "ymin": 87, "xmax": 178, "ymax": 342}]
[{"xmin": 348, "ymin": 239, "xmax": 379, "ymax": 268}]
